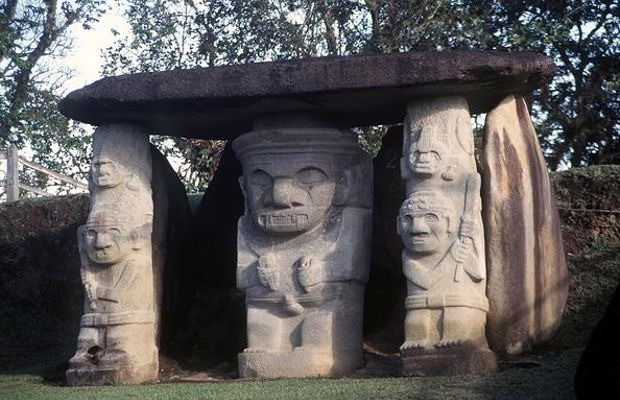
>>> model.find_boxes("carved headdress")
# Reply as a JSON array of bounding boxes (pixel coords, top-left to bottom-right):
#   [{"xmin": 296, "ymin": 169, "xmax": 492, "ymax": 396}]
[
  {"xmin": 232, "ymin": 129, "xmax": 361, "ymax": 160},
  {"xmin": 398, "ymin": 191, "xmax": 456, "ymax": 233},
  {"xmin": 232, "ymin": 128, "xmax": 372, "ymax": 209}
]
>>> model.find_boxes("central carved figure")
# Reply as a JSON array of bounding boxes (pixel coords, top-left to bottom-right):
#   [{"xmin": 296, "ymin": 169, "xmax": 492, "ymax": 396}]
[{"xmin": 233, "ymin": 120, "xmax": 372, "ymax": 378}]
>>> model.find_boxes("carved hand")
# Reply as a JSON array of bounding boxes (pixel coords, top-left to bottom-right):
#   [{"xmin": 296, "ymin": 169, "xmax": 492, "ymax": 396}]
[
  {"xmin": 96, "ymin": 286, "xmax": 119, "ymax": 303},
  {"xmin": 297, "ymin": 256, "xmax": 324, "ymax": 292},
  {"xmin": 459, "ymin": 215, "xmax": 475, "ymax": 239},
  {"xmin": 257, "ymin": 253, "xmax": 279, "ymax": 291},
  {"xmin": 84, "ymin": 282, "xmax": 97, "ymax": 310},
  {"xmin": 451, "ymin": 240, "xmax": 472, "ymax": 264}
]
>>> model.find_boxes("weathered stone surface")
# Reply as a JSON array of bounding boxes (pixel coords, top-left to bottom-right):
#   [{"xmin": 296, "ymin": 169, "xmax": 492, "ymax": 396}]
[
  {"xmin": 399, "ymin": 97, "xmax": 496, "ymax": 375},
  {"xmin": 482, "ymin": 95, "xmax": 568, "ymax": 354},
  {"xmin": 67, "ymin": 124, "xmax": 158, "ymax": 385},
  {"xmin": 59, "ymin": 51, "xmax": 554, "ymax": 139},
  {"xmin": 233, "ymin": 115, "xmax": 372, "ymax": 378},
  {"xmin": 401, "ymin": 344, "xmax": 497, "ymax": 377},
  {"xmin": 150, "ymin": 145, "xmax": 193, "ymax": 348}
]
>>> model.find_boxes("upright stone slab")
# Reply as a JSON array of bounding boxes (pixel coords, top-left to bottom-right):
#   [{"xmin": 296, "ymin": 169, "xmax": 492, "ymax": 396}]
[
  {"xmin": 482, "ymin": 95, "xmax": 568, "ymax": 354},
  {"xmin": 150, "ymin": 145, "xmax": 195, "ymax": 348},
  {"xmin": 399, "ymin": 97, "xmax": 497, "ymax": 376},
  {"xmin": 233, "ymin": 115, "xmax": 372, "ymax": 378},
  {"xmin": 67, "ymin": 124, "xmax": 159, "ymax": 385}
]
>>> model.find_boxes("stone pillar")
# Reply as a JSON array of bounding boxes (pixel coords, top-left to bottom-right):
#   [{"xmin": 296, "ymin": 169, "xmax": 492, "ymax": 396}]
[
  {"xmin": 67, "ymin": 124, "xmax": 158, "ymax": 385},
  {"xmin": 233, "ymin": 115, "xmax": 372, "ymax": 378},
  {"xmin": 398, "ymin": 97, "xmax": 497, "ymax": 376},
  {"xmin": 482, "ymin": 95, "xmax": 568, "ymax": 354}
]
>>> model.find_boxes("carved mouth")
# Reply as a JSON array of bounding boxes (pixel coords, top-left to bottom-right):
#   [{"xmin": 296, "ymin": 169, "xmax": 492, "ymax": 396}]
[
  {"xmin": 92, "ymin": 248, "xmax": 118, "ymax": 262},
  {"xmin": 258, "ymin": 213, "xmax": 309, "ymax": 229},
  {"xmin": 413, "ymin": 164, "xmax": 433, "ymax": 171},
  {"xmin": 96, "ymin": 175, "xmax": 113, "ymax": 184},
  {"xmin": 411, "ymin": 232, "xmax": 430, "ymax": 243}
]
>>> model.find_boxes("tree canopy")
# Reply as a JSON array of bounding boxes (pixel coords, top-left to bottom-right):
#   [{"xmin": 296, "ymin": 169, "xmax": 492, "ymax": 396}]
[
  {"xmin": 1, "ymin": 0, "xmax": 106, "ymax": 192},
  {"xmin": 2, "ymin": 0, "xmax": 619, "ymax": 193}
]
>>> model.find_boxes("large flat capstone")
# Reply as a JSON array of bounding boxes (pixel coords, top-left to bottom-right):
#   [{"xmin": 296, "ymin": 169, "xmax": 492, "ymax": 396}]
[{"xmin": 59, "ymin": 51, "xmax": 554, "ymax": 140}]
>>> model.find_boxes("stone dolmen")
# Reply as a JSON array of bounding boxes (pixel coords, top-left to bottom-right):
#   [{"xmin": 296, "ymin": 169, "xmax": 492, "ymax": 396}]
[{"xmin": 59, "ymin": 50, "xmax": 568, "ymax": 384}]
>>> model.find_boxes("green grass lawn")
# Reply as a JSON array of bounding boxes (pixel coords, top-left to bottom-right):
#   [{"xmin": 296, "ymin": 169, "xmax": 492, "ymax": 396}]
[{"xmin": 0, "ymin": 349, "xmax": 578, "ymax": 400}]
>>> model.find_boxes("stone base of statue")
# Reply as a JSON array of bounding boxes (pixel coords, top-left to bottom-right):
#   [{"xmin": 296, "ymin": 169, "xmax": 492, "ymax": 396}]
[
  {"xmin": 66, "ymin": 361, "xmax": 158, "ymax": 386},
  {"xmin": 401, "ymin": 344, "xmax": 497, "ymax": 377},
  {"xmin": 238, "ymin": 348, "xmax": 363, "ymax": 378},
  {"xmin": 66, "ymin": 315, "xmax": 158, "ymax": 385}
]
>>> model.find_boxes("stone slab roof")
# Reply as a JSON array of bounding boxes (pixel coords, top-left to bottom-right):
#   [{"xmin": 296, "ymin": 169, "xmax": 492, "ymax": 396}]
[{"xmin": 59, "ymin": 51, "xmax": 554, "ymax": 139}]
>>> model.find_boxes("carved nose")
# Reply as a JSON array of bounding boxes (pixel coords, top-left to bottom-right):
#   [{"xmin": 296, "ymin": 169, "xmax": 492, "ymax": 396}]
[
  {"xmin": 270, "ymin": 178, "xmax": 293, "ymax": 207},
  {"xmin": 95, "ymin": 232, "xmax": 112, "ymax": 249},
  {"xmin": 418, "ymin": 152, "xmax": 430, "ymax": 163},
  {"xmin": 412, "ymin": 216, "xmax": 428, "ymax": 232}
]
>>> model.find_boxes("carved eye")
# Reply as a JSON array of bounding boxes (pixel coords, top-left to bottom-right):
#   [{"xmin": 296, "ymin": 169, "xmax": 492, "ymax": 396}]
[
  {"xmin": 296, "ymin": 167, "xmax": 328, "ymax": 185},
  {"xmin": 415, "ymin": 151, "xmax": 440, "ymax": 161},
  {"xmin": 424, "ymin": 213, "xmax": 439, "ymax": 222},
  {"xmin": 108, "ymin": 228, "xmax": 121, "ymax": 237},
  {"xmin": 249, "ymin": 170, "xmax": 272, "ymax": 187},
  {"xmin": 400, "ymin": 215, "xmax": 413, "ymax": 228},
  {"xmin": 87, "ymin": 229, "xmax": 97, "ymax": 238}
]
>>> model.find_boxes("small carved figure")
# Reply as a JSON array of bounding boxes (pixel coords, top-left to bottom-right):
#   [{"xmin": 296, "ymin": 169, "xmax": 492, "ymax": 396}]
[
  {"xmin": 91, "ymin": 158, "xmax": 123, "ymax": 189},
  {"xmin": 402, "ymin": 125, "xmax": 459, "ymax": 182},
  {"xmin": 77, "ymin": 211, "xmax": 153, "ymax": 313},
  {"xmin": 233, "ymin": 126, "xmax": 372, "ymax": 377},
  {"xmin": 67, "ymin": 209, "xmax": 157, "ymax": 384},
  {"xmin": 89, "ymin": 156, "xmax": 143, "ymax": 193},
  {"xmin": 398, "ymin": 97, "xmax": 496, "ymax": 375},
  {"xmin": 397, "ymin": 190, "xmax": 488, "ymax": 351},
  {"xmin": 87, "ymin": 125, "xmax": 151, "ymax": 203},
  {"xmin": 67, "ymin": 124, "xmax": 157, "ymax": 385}
]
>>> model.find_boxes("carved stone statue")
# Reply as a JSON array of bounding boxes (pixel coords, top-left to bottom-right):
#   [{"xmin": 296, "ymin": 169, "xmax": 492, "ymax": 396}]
[
  {"xmin": 233, "ymin": 118, "xmax": 372, "ymax": 378},
  {"xmin": 67, "ymin": 124, "xmax": 158, "ymax": 385},
  {"xmin": 401, "ymin": 97, "xmax": 475, "ymax": 192},
  {"xmin": 398, "ymin": 190, "xmax": 487, "ymax": 349},
  {"xmin": 87, "ymin": 124, "xmax": 152, "ymax": 207},
  {"xmin": 399, "ymin": 97, "xmax": 496, "ymax": 376}
]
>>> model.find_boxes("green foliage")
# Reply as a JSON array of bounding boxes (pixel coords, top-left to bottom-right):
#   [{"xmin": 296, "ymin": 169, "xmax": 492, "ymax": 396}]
[
  {"xmin": 100, "ymin": 0, "xmax": 619, "ymax": 191},
  {"xmin": 3, "ymin": 1, "xmax": 618, "ymax": 192},
  {"xmin": 0, "ymin": 0, "xmax": 105, "ymax": 193},
  {"xmin": 490, "ymin": 1, "xmax": 620, "ymax": 169}
]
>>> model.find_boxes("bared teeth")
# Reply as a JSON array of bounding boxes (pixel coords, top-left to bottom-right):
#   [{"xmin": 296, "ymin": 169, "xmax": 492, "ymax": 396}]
[{"xmin": 259, "ymin": 214, "xmax": 309, "ymax": 226}]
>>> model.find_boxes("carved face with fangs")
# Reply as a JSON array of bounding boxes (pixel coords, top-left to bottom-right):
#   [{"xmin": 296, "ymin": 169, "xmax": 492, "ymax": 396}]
[{"xmin": 243, "ymin": 153, "xmax": 340, "ymax": 235}]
